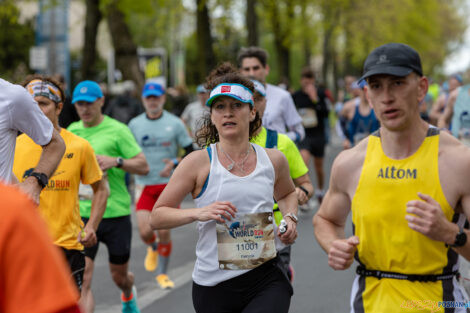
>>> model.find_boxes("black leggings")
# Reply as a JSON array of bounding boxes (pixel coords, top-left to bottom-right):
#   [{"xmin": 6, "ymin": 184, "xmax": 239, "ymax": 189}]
[{"xmin": 192, "ymin": 258, "xmax": 293, "ymax": 313}]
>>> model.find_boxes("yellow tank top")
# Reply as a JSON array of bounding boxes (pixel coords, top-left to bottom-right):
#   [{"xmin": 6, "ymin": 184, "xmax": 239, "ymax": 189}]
[{"xmin": 351, "ymin": 128, "xmax": 462, "ymax": 313}]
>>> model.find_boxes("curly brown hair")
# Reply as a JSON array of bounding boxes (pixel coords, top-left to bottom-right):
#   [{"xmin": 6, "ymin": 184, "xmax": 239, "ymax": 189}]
[
  {"xmin": 195, "ymin": 63, "xmax": 261, "ymax": 147},
  {"xmin": 21, "ymin": 74, "xmax": 65, "ymax": 106}
]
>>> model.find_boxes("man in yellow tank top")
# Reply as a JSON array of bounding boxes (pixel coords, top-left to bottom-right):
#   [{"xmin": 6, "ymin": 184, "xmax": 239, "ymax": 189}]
[{"xmin": 314, "ymin": 43, "xmax": 470, "ymax": 313}]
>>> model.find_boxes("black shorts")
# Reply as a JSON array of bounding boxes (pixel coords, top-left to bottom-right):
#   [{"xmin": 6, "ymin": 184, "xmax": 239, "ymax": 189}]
[
  {"xmin": 192, "ymin": 258, "xmax": 293, "ymax": 313},
  {"xmin": 61, "ymin": 247, "xmax": 85, "ymax": 292},
  {"xmin": 298, "ymin": 135, "xmax": 326, "ymax": 158},
  {"xmin": 81, "ymin": 215, "xmax": 132, "ymax": 265}
]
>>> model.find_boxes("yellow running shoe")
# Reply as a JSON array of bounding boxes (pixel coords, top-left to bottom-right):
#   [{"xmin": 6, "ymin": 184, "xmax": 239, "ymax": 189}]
[
  {"xmin": 144, "ymin": 247, "xmax": 158, "ymax": 272},
  {"xmin": 156, "ymin": 274, "xmax": 175, "ymax": 289}
]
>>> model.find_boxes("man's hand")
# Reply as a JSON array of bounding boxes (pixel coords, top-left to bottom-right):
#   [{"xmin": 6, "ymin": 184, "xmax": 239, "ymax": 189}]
[
  {"xmin": 96, "ymin": 155, "xmax": 118, "ymax": 171},
  {"xmin": 295, "ymin": 187, "xmax": 308, "ymax": 205},
  {"xmin": 405, "ymin": 192, "xmax": 458, "ymax": 244},
  {"xmin": 78, "ymin": 224, "xmax": 97, "ymax": 248},
  {"xmin": 159, "ymin": 159, "xmax": 174, "ymax": 177},
  {"xmin": 328, "ymin": 236, "xmax": 359, "ymax": 270},
  {"xmin": 18, "ymin": 177, "xmax": 42, "ymax": 205}
]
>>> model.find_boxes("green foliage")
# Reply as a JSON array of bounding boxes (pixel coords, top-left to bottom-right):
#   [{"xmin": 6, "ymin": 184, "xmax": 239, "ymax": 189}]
[{"xmin": 0, "ymin": 0, "xmax": 35, "ymax": 80}]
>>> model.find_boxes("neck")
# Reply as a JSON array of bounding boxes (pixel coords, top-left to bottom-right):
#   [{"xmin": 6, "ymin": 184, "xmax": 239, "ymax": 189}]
[
  {"xmin": 84, "ymin": 114, "xmax": 104, "ymax": 128},
  {"xmin": 146, "ymin": 110, "xmax": 163, "ymax": 120},
  {"xmin": 219, "ymin": 136, "xmax": 251, "ymax": 157},
  {"xmin": 380, "ymin": 119, "xmax": 429, "ymax": 159}
]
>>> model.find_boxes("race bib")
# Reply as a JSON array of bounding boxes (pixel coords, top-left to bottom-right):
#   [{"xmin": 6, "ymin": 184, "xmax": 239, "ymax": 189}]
[
  {"xmin": 298, "ymin": 108, "xmax": 318, "ymax": 128},
  {"xmin": 216, "ymin": 212, "xmax": 276, "ymax": 270}
]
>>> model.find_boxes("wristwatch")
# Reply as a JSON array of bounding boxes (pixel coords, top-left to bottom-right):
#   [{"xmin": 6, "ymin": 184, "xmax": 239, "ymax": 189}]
[
  {"xmin": 116, "ymin": 157, "xmax": 124, "ymax": 168},
  {"xmin": 284, "ymin": 213, "xmax": 298, "ymax": 224},
  {"xmin": 28, "ymin": 172, "xmax": 48, "ymax": 189},
  {"xmin": 450, "ymin": 225, "xmax": 467, "ymax": 247}
]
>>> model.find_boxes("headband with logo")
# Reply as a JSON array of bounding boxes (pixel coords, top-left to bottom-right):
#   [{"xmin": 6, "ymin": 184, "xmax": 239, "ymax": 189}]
[
  {"xmin": 206, "ymin": 83, "xmax": 254, "ymax": 107},
  {"xmin": 26, "ymin": 79, "xmax": 62, "ymax": 103}
]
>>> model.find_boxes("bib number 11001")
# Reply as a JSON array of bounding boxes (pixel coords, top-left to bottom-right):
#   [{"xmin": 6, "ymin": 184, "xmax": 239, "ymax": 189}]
[{"xmin": 237, "ymin": 242, "xmax": 258, "ymax": 251}]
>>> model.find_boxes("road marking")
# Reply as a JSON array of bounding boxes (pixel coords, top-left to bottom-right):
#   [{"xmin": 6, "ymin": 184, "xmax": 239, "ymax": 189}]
[{"xmin": 95, "ymin": 260, "xmax": 194, "ymax": 313}]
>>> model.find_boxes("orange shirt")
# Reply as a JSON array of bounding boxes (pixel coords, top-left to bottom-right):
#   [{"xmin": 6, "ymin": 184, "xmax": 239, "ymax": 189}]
[{"xmin": 0, "ymin": 183, "xmax": 80, "ymax": 313}]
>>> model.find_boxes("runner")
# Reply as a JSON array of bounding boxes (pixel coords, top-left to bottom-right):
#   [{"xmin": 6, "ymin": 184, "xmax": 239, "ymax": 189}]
[
  {"xmin": 68, "ymin": 80, "xmax": 149, "ymax": 313},
  {"xmin": 314, "ymin": 42, "xmax": 470, "ymax": 312},
  {"xmin": 429, "ymin": 74, "xmax": 463, "ymax": 126},
  {"xmin": 438, "ymin": 82, "xmax": 470, "ymax": 146},
  {"xmin": 181, "ymin": 84, "xmax": 209, "ymax": 140},
  {"xmin": 129, "ymin": 82, "xmax": 194, "ymax": 289},
  {"xmin": 13, "ymin": 75, "xmax": 108, "ymax": 295},
  {"xmin": 339, "ymin": 80, "xmax": 379, "ymax": 149},
  {"xmin": 150, "ymin": 63, "xmax": 298, "ymax": 313},
  {"xmin": 250, "ymin": 78, "xmax": 313, "ymax": 282},
  {"xmin": 0, "ymin": 77, "xmax": 65, "ymax": 203},
  {"xmin": 237, "ymin": 46, "xmax": 305, "ymax": 143},
  {"xmin": 292, "ymin": 68, "xmax": 329, "ymax": 204},
  {"xmin": 0, "ymin": 182, "xmax": 82, "ymax": 313}
]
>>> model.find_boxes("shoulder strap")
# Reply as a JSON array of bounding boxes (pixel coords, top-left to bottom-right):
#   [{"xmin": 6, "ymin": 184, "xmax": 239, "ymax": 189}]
[{"xmin": 265, "ymin": 129, "xmax": 278, "ymax": 148}]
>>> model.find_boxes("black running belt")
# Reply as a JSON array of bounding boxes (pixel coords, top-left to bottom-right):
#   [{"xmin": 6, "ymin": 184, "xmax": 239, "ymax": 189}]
[{"xmin": 356, "ymin": 266, "xmax": 458, "ymax": 282}]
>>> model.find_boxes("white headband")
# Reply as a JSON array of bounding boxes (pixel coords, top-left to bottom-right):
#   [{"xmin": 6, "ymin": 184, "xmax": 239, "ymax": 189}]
[
  {"xmin": 251, "ymin": 79, "xmax": 266, "ymax": 97},
  {"xmin": 206, "ymin": 83, "xmax": 253, "ymax": 107}
]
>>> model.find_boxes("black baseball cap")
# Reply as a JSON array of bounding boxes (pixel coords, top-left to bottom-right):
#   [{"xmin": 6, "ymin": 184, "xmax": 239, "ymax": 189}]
[{"xmin": 360, "ymin": 43, "xmax": 423, "ymax": 82}]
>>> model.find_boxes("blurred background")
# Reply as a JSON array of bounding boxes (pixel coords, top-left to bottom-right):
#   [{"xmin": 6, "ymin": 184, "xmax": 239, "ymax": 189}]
[{"xmin": 4, "ymin": 0, "xmax": 469, "ymax": 106}]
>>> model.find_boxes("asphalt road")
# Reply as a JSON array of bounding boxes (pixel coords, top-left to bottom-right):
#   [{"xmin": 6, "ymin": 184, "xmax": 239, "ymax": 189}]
[{"xmin": 92, "ymin": 134, "xmax": 356, "ymax": 313}]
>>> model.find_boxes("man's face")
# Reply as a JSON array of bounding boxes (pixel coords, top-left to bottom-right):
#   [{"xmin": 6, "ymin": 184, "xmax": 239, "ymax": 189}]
[
  {"xmin": 240, "ymin": 57, "xmax": 269, "ymax": 83},
  {"xmin": 448, "ymin": 77, "xmax": 461, "ymax": 92},
  {"xmin": 35, "ymin": 96, "xmax": 62, "ymax": 126},
  {"xmin": 198, "ymin": 92, "xmax": 209, "ymax": 107},
  {"xmin": 365, "ymin": 73, "xmax": 428, "ymax": 131},
  {"xmin": 142, "ymin": 94, "xmax": 165, "ymax": 116},
  {"xmin": 253, "ymin": 93, "xmax": 266, "ymax": 119},
  {"xmin": 300, "ymin": 77, "xmax": 315, "ymax": 90},
  {"xmin": 74, "ymin": 98, "xmax": 104, "ymax": 127}
]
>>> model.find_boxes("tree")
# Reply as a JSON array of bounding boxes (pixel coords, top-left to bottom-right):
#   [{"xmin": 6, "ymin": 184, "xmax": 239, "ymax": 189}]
[
  {"xmin": 196, "ymin": 0, "xmax": 216, "ymax": 81},
  {"xmin": 246, "ymin": 0, "xmax": 258, "ymax": 46},
  {"xmin": 81, "ymin": 0, "xmax": 102, "ymax": 80}
]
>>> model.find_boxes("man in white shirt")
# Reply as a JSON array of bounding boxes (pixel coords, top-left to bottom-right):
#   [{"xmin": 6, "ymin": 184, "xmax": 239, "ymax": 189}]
[
  {"xmin": 0, "ymin": 78, "xmax": 65, "ymax": 203},
  {"xmin": 237, "ymin": 47, "xmax": 305, "ymax": 143},
  {"xmin": 181, "ymin": 84, "xmax": 209, "ymax": 139}
]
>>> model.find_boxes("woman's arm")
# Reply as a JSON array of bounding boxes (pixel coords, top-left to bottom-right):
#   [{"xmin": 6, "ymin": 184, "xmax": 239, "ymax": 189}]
[{"xmin": 149, "ymin": 150, "xmax": 237, "ymax": 230}]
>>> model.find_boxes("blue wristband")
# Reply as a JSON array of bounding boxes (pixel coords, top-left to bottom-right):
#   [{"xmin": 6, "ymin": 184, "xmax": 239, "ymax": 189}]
[{"xmin": 171, "ymin": 158, "xmax": 179, "ymax": 166}]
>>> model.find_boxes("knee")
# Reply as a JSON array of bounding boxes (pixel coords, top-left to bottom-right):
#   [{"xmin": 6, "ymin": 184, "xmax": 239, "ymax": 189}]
[{"xmin": 111, "ymin": 270, "xmax": 132, "ymax": 288}]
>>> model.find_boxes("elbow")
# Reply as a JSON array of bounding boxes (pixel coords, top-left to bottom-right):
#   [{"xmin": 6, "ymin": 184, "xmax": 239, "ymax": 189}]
[{"xmin": 140, "ymin": 163, "xmax": 150, "ymax": 176}]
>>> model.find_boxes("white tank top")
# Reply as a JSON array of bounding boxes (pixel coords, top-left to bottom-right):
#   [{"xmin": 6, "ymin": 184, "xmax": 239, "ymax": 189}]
[{"xmin": 193, "ymin": 143, "xmax": 276, "ymax": 286}]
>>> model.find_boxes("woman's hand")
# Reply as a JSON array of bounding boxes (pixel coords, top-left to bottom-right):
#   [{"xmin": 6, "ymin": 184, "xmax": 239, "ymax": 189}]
[
  {"xmin": 197, "ymin": 201, "xmax": 237, "ymax": 223},
  {"xmin": 278, "ymin": 218, "xmax": 297, "ymax": 245}
]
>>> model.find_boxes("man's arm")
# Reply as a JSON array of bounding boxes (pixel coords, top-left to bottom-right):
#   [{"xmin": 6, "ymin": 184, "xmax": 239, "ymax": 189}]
[
  {"xmin": 437, "ymin": 89, "xmax": 458, "ymax": 129},
  {"xmin": 313, "ymin": 152, "xmax": 358, "ymax": 270},
  {"xmin": 96, "ymin": 152, "xmax": 149, "ymax": 175},
  {"xmin": 79, "ymin": 177, "xmax": 109, "ymax": 247},
  {"xmin": 293, "ymin": 174, "xmax": 314, "ymax": 205},
  {"xmin": 429, "ymin": 94, "xmax": 445, "ymax": 125},
  {"xmin": 19, "ymin": 128, "xmax": 65, "ymax": 204}
]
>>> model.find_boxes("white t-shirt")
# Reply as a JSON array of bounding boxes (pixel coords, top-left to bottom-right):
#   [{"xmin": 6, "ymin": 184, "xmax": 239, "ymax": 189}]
[
  {"xmin": 0, "ymin": 78, "xmax": 53, "ymax": 182},
  {"xmin": 181, "ymin": 100, "xmax": 208, "ymax": 136},
  {"xmin": 262, "ymin": 84, "xmax": 302, "ymax": 134}
]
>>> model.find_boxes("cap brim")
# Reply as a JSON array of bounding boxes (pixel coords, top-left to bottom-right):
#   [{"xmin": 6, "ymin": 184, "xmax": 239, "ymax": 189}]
[
  {"xmin": 360, "ymin": 66, "xmax": 413, "ymax": 82},
  {"xmin": 72, "ymin": 95, "xmax": 99, "ymax": 104},
  {"xmin": 143, "ymin": 90, "xmax": 164, "ymax": 97},
  {"xmin": 206, "ymin": 94, "xmax": 253, "ymax": 107}
]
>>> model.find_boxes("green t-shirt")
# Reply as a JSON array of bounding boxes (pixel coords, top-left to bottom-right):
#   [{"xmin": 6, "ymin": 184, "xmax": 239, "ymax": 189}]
[
  {"xmin": 68, "ymin": 115, "xmax": 142, "ymax": 218},
  {"xmin": 251, "ymin": 127, "xmax": 308, "ymax": 225},
  {"xmin": 251, "ymin": 127, "xmax": 308, "ymax": 179}
]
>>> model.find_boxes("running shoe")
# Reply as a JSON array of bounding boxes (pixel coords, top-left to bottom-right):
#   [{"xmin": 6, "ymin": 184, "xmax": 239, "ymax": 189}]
[
  {"xmin": 156, "ymin": 274, "xmax": 175, "ymax": 289},
  {"xmin": 144, "ymin": 246, "xmax": 159, "ymax": 272},
  {"xmin": 121, "ymin": 286, "xmax": 140, "ymax": 313}
]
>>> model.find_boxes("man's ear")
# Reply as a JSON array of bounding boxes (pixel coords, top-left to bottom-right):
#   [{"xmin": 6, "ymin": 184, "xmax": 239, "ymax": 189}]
[{"xmin": 417, "ymin": 76, "xmax": 429, "ymax": 104}]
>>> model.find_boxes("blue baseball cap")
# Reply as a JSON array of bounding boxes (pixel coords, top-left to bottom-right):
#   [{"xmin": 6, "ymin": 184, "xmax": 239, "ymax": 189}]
[
  {"xmin": 142, "ymin": 82, "xmax": 165, "ymax": 97},
  {"xmin": 72, "ymin": 80, "xmax": 103, "ymax": 104},
  {"xmin": 196, "ymin": 84, "xmax": 208, "ymax": 93}
]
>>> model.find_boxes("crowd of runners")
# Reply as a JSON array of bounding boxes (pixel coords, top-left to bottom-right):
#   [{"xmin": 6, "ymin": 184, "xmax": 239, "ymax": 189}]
[{"xmin": 2, "ymin": 42, "xmax": 470, "ymax": 313}]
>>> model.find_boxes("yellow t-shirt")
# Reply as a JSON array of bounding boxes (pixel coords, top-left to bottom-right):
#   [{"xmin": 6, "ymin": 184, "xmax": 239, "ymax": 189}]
[
  {"xmin": 13, "ymin": 128, "xmax": 102, "ymax": 250},
  {"xmin": 351, "ymin": 128, "xmax": 459, "ymax": 313}
]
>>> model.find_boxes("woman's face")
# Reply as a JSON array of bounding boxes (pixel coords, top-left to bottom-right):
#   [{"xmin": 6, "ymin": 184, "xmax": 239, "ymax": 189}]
[{"xmin": 210, "ymin": 96, "xmax": 255, "ymax": 140}]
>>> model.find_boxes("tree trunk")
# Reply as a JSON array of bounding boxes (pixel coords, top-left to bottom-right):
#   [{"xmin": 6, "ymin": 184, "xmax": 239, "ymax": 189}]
[
  {"xmin": 196, "ymin": 0, "xmax": 216, "ymax": 82},
  {"xmin": 81, "ymin": 0, "xmax": 101, "ymax": 80},
  {"xmin": 301, "ymin": 1, "xmax": 311, "ymax": 67},
  {"xmin": 269, "ymin": 0, "xmax": 291, "ymax": 85},
  {"xmin": 106, "ymin": 1, "xmax": 144, "ymax": 91},
  {"xmin": 246, "ymin": 0, "xmax": 258, "ymax": 46}
]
